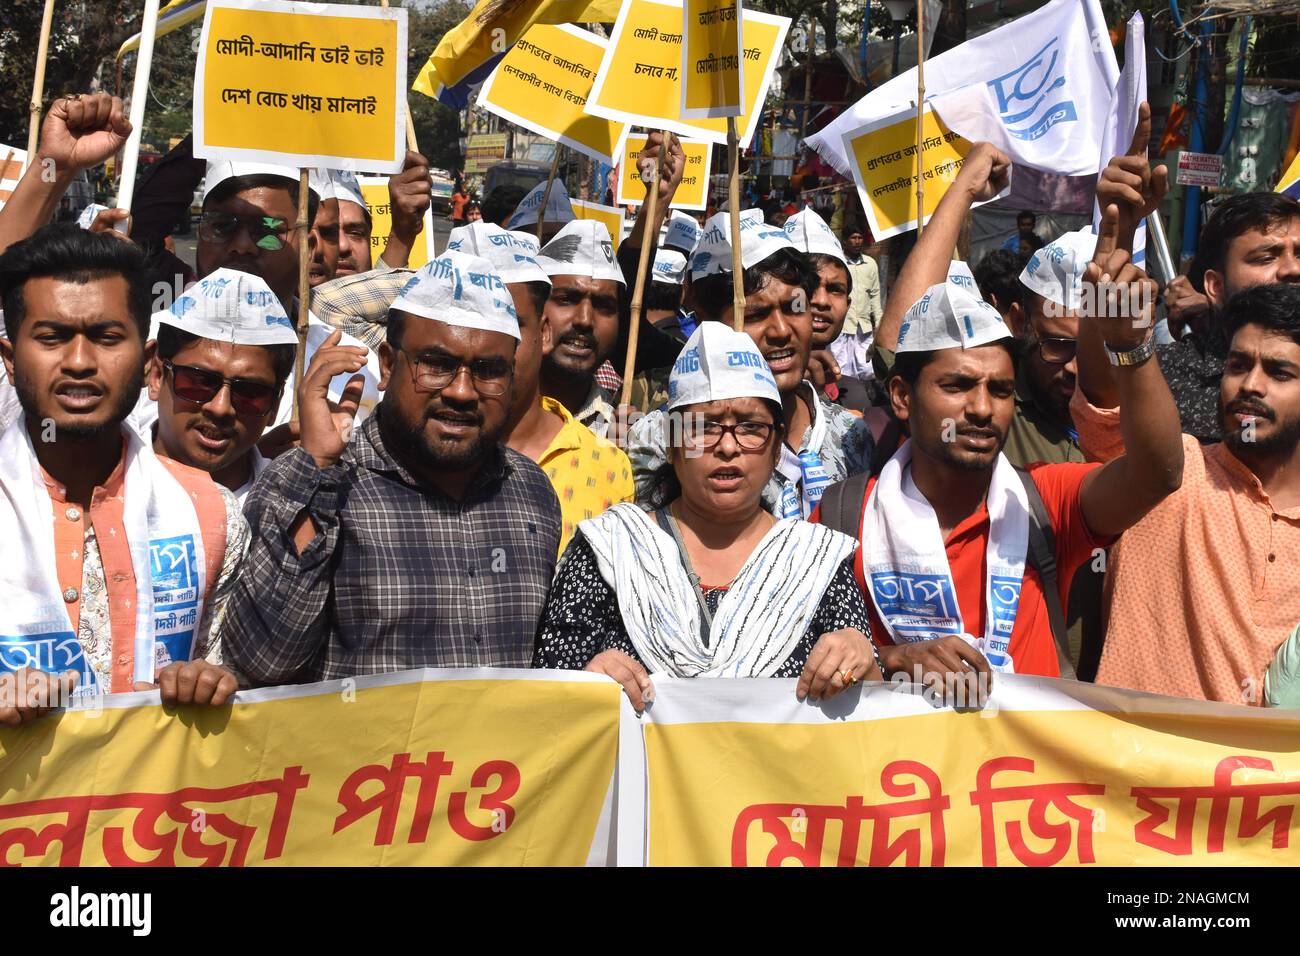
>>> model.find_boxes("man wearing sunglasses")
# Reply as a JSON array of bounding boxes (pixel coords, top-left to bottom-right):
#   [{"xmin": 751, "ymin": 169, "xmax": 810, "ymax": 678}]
[
  {"xmin": 221, "ymin": 251, "xmax": 563, "ymax": 687},
  {"xmin": 146, "ymin": 269, "xmax": 300, "ymax": 505}
]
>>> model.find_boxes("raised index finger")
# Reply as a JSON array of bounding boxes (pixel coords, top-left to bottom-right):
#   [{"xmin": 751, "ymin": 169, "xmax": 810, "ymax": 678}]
[
  {"xmin": 1126, "ymin": 101, "xmax": 1152, "ymax": 157},
  {"xmin": 1093, "ymin": 203, "xmax": 1120, "ymax": 268}
]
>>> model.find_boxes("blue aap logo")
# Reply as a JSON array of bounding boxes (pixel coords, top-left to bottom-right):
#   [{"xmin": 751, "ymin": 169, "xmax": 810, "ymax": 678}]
[{"xmin": 986, "ymin": 37, "xmax": 1077, "ymax": 142}]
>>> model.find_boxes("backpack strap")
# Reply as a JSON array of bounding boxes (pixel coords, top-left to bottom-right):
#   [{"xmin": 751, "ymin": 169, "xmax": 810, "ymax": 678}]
[
  {"xmin": 816, "ymin": 471, "xmax": 872, "ymax": 537},
  {"xmin": 1013, "ymin": 466, "xmax": 1077, "ymax": 680}
]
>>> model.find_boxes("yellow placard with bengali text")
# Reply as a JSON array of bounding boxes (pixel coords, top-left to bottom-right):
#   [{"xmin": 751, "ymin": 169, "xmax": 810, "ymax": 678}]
[
  {"xmin": 842, "ymin": 103, "xmax": 1001, "ymax": 241},
  {"xmin": 681, "ymin": 0, "xmax": 744, "ymax": 120},
  {"xmin": 616, "ymin": 134, "xmax": 711, "ymax": 211},
  {"xmin": 358, "ymin": 178, "xmax": 433, "ymax": 271},
  {"xmin": 572, "ymin": 199, "xmax": 627, "ymax": 251},
  {"xmin": 586, "ymin": 0, "xmax": 789, "ymax": 148},
  {"xmin": 194, "ymin": 0, "xmax": 407, "ymax": 173},
  {"xmin": 0, "ymin": 671, "xmax": 619, "ymax": 866},
  {"xmin": 630, "ymin": 677, "xmax": 1300, "ymax": 867},
  {"xmin": 478, "ymin": 24, "xmax": 626, "ymax": 166}
]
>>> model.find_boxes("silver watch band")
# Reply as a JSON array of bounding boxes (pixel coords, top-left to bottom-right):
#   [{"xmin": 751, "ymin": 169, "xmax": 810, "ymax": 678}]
[{"xmin": 1104, "ymin": 334, "xmax": 1156, "ymax": 367}]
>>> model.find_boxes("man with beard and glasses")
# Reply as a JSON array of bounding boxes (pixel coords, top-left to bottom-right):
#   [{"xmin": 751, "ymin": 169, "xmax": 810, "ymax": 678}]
[
  {"xmin": 221, "ymin": 251, "xmax": 562, "ymax": 686},
  {"xmin": 813, "ymin": 145, "xmax": 1184, "ymax": 688},
  {"xmin": 0, "ymin": 226, "xmax": 247, "ymax": 723}
]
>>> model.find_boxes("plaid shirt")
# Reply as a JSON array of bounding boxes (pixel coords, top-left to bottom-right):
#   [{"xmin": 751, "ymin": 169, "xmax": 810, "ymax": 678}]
[{"xmin": 220, "ymin": 408, "xmax": 562, "ymax": 685}]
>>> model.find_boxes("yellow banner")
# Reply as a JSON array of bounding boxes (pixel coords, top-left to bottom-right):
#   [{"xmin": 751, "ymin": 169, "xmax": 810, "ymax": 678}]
[
  {"xmin": 681, "ymin": 0, "xmax": 743, "ymax": 120},
  {"xmin": 0, "ymin": 671, "xmax": 619, "ymax": 866},
  {"xmin": 616, "ymin": 134, "xmax": 711, "ymax": 211},
  {"xmin": 478, "ymin": 24, "xmax": 626, "ymax": 166},
  {"xmin": 572, "ymin": 199, "xmax": 627, "ymax": 250},
  {"xmin": 586, "ymin": 0, "xmax": 789, "ymax": 148},
  {"xmin": 625, "ymin": 676, "xmax": 1300, "ymax": 866},
  {"xmin": 358, "ymin": 178, "xmax": 433, "ymax": 271},
  {"xmin": 193, "ymin": 0, "xmax": 408, "ymax": 173},
  {"xmin": 842, "ymin": 103, "xmax": 1003, "ymax": 241}
]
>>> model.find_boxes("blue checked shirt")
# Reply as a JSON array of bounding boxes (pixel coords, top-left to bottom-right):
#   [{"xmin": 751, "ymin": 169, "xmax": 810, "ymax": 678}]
[{"xmin": 220, "ymin": 409, "xmax": 562, "ymax": 686}]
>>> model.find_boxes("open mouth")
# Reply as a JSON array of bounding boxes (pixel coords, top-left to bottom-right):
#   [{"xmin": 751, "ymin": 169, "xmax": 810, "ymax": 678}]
[
  {"xmin": 706, "ymin": 466, "xmax": 745, "ymax": 491},
  {"xmin": 764, "ymin": 348, "xmax": 797, "ymax": 373},
  {"xmin": 192, "ymin": 423, "xmax": 235, "ymax": 453},
  {"xmin": 431, "ymin": 412, "xmax": 478, "ymax": 435},
  {"xmin": 53, "ymin": 383, "xmax": 103, "ymax": 412}
]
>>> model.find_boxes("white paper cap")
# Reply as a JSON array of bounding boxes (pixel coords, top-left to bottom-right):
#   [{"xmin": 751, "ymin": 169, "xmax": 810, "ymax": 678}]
[
  {"xmin": 76, "ymin": 203, "xmax": 110, "ymax": 230},
  {"xmin": 896, "ymin": 281, "xmax": 1012, "ymax": 354},
  {"xmin": 651, "ymin": 248, "xmax": 687, "ymax": 285},
  {"xmin": 663, "ymin": 211, "xmax": 703, "ymax": 256},
  {"xmin": 202, "ymin": 160, "xmax": 317, "ymax": 203},
  {"xmin": 667, "ymin": 322, "xmax": 782, "ymax": 411},
  {"xmin": 156, "ymin": 268, "xmax": 298, "ymax": 346},
  {"xmin": 444, "ymin": 221, "xmax": 550, "ymax": 286},
  {"xmin": 1019, "ymin": 228, "xmax": 1099, "ymax": 311},
  {"xmin": 507, "ymin": 179, "xmax": 576, "ymax": 229},
  {"xmin": 690, "ymin": 210, "xmax": 796, "ymax": 279},
  {"xmin": 536, "ymin": 220, "xmax": 624, "ymax": 285},
  {"xmin": 783, "ymin": 208, "xmax": 846, "ymax": 266},
  {"xmin": 389, "ymin": 250, "xmax": 521, "ymax": 341},
  {"xmin": 947, "ymin": 259, "xmax": 978, "ymax": 293},
  {"xmin": 310, "ymin": 168, "xmax": 366, "ymax": 208}
]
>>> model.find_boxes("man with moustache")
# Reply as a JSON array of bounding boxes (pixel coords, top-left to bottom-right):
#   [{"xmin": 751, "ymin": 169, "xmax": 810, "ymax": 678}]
[
  {"xmin": 0, "ymin": 226, "xmax": 246, "ymax": 722},
  {"xmin": 221, "ymin": 251, "xmax": 562, "ymax": 686}
]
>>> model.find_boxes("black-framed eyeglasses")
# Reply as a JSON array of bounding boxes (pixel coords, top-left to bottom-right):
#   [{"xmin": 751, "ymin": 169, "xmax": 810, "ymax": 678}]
[
  {"xmin": 163, "ymin": 361, "xmax": 280, "ymax": 416},
  {"xmin": 399, "ymin": 348, "xmax": 512, "ymax": 397},
  {"xmin": 1035, "ymin": 336, "xmax": 1078, "ymax": 366},
  {"xmin": 197, "ymin": 212, "xmax": 292, "ymax": 252},
  {"xmin": 683, "ymin": 419, "xmax": 778, "ymax": 451}
]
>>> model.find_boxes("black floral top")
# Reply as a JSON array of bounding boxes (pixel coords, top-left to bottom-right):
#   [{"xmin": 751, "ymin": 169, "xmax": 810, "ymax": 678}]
[
  {"xmin": 533, "ymin": 535, "xmax": 871, "ymax": 676},
  {"xmin": 1156, "ymin": 324, "xmax": 1229, "ymax": 444}
]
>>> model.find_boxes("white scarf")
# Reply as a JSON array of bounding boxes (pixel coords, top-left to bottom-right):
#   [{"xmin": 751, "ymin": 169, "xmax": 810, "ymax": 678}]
[
  {"xmin": 579, "ymin": 503, "xmax": 855, "ymax": 677},
  {"xmin": 861, "ymin": 439, "xmax": 1027, "ymax": 673},
  {"xmin": 777, "ymin": 381, "xmax": 832, "ymax": 519},
  {"xmin": 0, "ymin": 419, "xmax": 209, "ymax": 690}
]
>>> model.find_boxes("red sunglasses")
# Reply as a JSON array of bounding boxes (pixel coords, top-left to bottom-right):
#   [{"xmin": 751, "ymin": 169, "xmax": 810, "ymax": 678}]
[{"xmin": 163, "ymin": 361, "xmax": 280, "ymax": 416}]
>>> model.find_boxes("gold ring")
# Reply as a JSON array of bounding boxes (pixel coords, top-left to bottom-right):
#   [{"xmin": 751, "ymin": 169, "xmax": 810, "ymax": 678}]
[{"xmin": 841, "ymin": 668, "xmax": 857, "ymax": 686}]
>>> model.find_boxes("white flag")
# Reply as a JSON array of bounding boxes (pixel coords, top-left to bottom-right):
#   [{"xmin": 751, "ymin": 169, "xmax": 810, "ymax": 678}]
[
  {"xmin": 1093, "ymin": 12, "xmax": 1147, "ymax": 267},
  {"xmin": 807, "ymin": 0, "xmax": 1118, "ymax": 180}
]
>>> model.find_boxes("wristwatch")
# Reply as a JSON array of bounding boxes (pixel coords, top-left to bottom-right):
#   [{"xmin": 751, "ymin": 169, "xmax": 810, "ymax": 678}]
[{"xmin": 1104, "ymin": 334, "xmax": 1156, "ymax": 367}]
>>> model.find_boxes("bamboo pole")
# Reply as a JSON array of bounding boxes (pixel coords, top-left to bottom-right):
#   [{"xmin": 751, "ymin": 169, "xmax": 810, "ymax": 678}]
[
  {"xmin": 292, "ymin": 168, "xmax": 311, "ymax": 423},
  {"xmin": 26, "ymin": 0, "xmax": 57, "ymax": 164},
  {"xmin": 536, "ymin": 144, "xmax": 562, "ymax": 240},
  {"xmin": 620, "ymin": 134, "xmax": 664, "ymax": 407},
  {"xmin": 914, "ymin": 0, "xmax": 926, "ymax": 238},
  {"xmin": 728, "ymin": 118, "xmax": 744, "ymax": 331},
  {"xmin": 115, "ymin": 0, "xmax": 162, "ymax": 221}
]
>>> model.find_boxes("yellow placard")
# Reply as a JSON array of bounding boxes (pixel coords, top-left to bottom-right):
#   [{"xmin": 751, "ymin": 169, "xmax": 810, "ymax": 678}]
[
  {"xmin": 586, "ymin": 0, "xmax": 789, "ymax": 148},
  {"xmin": 0, "ymin": 671, "xmax": 619, "ymax": 866},
  {"xmin": 194, "ymin": 0, "xmax": 407, "ymax": 173},
  {"xmin": 634, "ymin": 677, "xmax": 1300, "ymax": 867},
  {"xmin": 616, "ymin": 134, "xmax": 711, "ymax": 211},
  {"xmin": 842, "ymin": 103, "xmax": 997, "ymax": 241},
  {"xmin": 572, "ymin": 199, "xmax": 627, "ymax": 251},
  {"xmin": 681, "ymin": 0, "xmax": 744, "ymax": 120},
  {"xmin": 478, "ymin": 24, "xmax": 626, "ymax": 166},
  {"xmin": 358, "ymin": 178, "xmax": 433, "ymax": 271}
]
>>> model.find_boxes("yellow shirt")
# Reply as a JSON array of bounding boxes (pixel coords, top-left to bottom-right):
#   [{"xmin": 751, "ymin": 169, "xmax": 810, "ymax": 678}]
[{"xmin": 539, "ymin": 396, "xmax": 634, "ymax": 556}]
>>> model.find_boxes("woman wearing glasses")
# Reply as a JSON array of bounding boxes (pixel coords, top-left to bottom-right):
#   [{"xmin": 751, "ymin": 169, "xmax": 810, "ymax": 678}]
[{"xmin": 534, "ymin": 323, "xmax": 881, "ymax": 711}]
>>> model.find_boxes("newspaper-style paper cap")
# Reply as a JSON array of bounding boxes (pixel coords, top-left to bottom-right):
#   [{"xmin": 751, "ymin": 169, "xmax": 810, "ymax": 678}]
[
  {"xmin": 690, "ymin": 210, "xmax": 796, "ymax": 279},
  {"xmin": 652, "ymin": 248, "xmax": 687, "ymax": 285},
  {"xmin": 389, "ymin": 250, "xmax": 521, "ymax": 341},
  {"xmin": 784, "ymin": 207, "xmax": 846, "ymax": 266},
  {"xmin": 507, "ymin": 179, "xmax": 576, "ymax": 229},
  {"xmin": 1019, "ymin": 228, "xmax": 1099, "ymax": 311},
  {"xmin": 444, "ymin": 221, "xmax": 549, "ymax": 286},
  {"xmin": 310, "ymin": 167, "xmax": 365, "ymax": 208},
  {"xmin": 76, "ymin": 203, "xmax": 110, "ymax": 230},
  {"xmin": 663, "ymin": 211, "xmax": 703, "ymax": 256},
  {"xmin": 156, "ymin": 268, "xmax": 298, "ymax": 346},
  {"xmin": 896, "ymin": 281, "xmax": 1012, "ymax": 354},
  {"xmin": 202, "ymin": 160, "xmax": 318, "ymax": 203},
  {"xmin": 667, "ymin": 322, "xmax": 781, "ymax": 411},
  {"xmin": 536, "ymin": 220, "xmax": 624, "ymax": 285}
]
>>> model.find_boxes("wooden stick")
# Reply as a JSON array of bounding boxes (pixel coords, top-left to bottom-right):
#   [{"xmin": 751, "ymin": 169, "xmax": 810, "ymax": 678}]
[
  {"xmin": 727, "ymin": 117, "xmax": 744, "ymax": 332},
  {"xmin": 536, "ymin": 144, "xmax": 562, "ymax": 240},
  {"xmin": 292, "ymin": 168, "xmax": 311, "ymax": 423},
  {"xmin": 26, "ymin": 0, "xmax": 56, "ymax": 163},
  {"xmin": 620, "ymin": 133, "xmax": 663, "ymax": 408},
  {"xmin": 914, "ymin": 0, "xmax": 926, "ymax": 237}
]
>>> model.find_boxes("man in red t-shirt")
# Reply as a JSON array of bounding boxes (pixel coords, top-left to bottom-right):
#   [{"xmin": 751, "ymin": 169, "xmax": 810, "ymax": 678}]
[{"xmin": 815, "ymin": 143, "xmax": 1186, "ymax": 687}]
